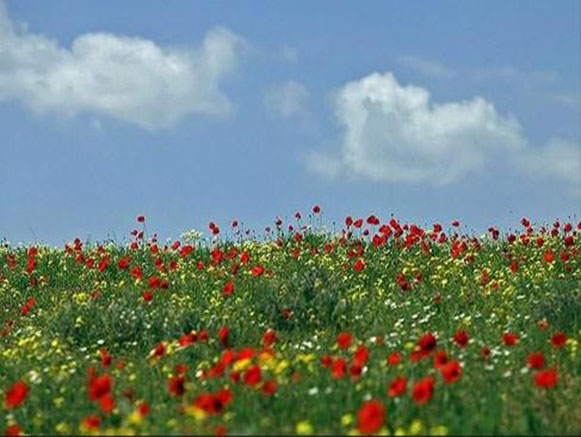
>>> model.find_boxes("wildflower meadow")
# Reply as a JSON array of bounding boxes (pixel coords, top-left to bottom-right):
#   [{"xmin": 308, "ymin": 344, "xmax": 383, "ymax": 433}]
[{"xmin": 0, "ymin": 209, "xmax": 580, "ymax": 435}]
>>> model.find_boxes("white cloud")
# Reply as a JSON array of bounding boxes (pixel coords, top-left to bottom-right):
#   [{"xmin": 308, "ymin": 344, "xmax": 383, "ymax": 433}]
[
  {"xmin": 263, "ymin": 80, "xmax": 309, "ymax": 119},
  {"xmin": 280, "ymin": 46, "xmax": 298, "ymax": 64},
  {"xmin": 521, "ymin": 137, "xmax": 581, "ymax": 187},
  {"xmin": 312, "ymin": 71, "xmax": 526, "ymax": 184},
  {"xmin": 0, "ymin": 2, "xmax": 244, "ymax": 129},
  {"xmin": 397, "ymin": 55, "xmax": 456, "ymax": 79}
]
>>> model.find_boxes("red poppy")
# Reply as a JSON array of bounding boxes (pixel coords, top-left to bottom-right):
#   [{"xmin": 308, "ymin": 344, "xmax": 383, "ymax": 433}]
[
  {"xmin": 337, "ymin": 332, "xmax": 353, "ymax": 349},
  {"xmin": 138, "ymin": 402, "xmax": 150, "ymax": 417},
  {"xmin": 353, "ymin": 345, "xmax": 369, "ymax": 366},
  {"xmin": 215, "ymin": 425, "xmax": 227, "ymax": 436},
  {"xmin": 418, "ymin": 333, "xmax": 437, "ymax": 355},
  {"xmin": 331, "ymin": 358, "xmax": 347, "ymax": 379},
  {"xmin": 142, "ymin": 290, "xmax": 153, "ymax": 302},
  {"xmin": 481, "ymin": 346, "xmax": 491, "ymax": 359},
  {"xmin": 4, "ymin": 425, "xmax": 21, "ymax": 436},
  {"xmin": 252, "ymin": 265, "xmax": 264, "ymax": 277},
  {"xmin": 262, "ymin": 380, "xmax": 277, "ymax": 396},
  {"xmin": 502, "ymin": 332, "xmax": 517, "ymax": 346},
  {"xmin": 82, "ymin": 415, "xmax": 101, "ymax": 430},
  {"xmin": 5, "ymin": 381, "xmax": 29, "ymax": 408},
  {"xmin": 387, "ymin": 376, "xmax": 407, "ymax": 397},
  {"xmin": 453, "ymin": 330, "xmax": 469, "ymax": 347},
  {"xmin": 357, "ymin": 400, "xmax": 385, "ymax": 434},
  {"xmin": 312, "ymin": 205, "xmax": 321, "ymax": 214},
  {"xmin": 243, "ymin": 365, "xmax": 262, "ymax": 386},
  {"xmin": 543, "ymin": 250, "xmax": 554, "ymax": 262},
  {"xmin": 527, "ymin": 352, "xmax": 545, "ymax": 369},
  {"xmin": 440, "ymin": 360, "xmax": 462, "ymax": 383},
  {"xmin": 354, "ymin": 259, "xmax": 365, "ymax": 272},
  {"xmin": 219, "ymin": 326, "xmax": 229, "ymax": 347},
  {"xmin": 168, "ymin": 375, "xmax": 186, "ymax": 396},
  {"xmin": 433, "ymin": 350, "xmax": 449, "ymax": 369},
  {"xmin": 412, "ymin": 376, "xmax": 435, "ymax": 404},
  {"xmin": 534, "ymin": 368, "xmax": 558, "ymax": 388},
  {"xmin": 223, "ymin": 281, "xmax": 235, "ymax": 296},
  {"xmin": 153, "ymin": 342, "xmax": 166, "ymax": 358},
  {"xmin": 99, "ymin": 394, "xmax": 115, "ymax": 413},
  {"xmin": 137, "ymin": 216, "xmax": 145, "ymax": 223},
  {"xmin": 387, "ymin": 352, "xmax": 402, "ymax": 365},
  {"xmin": 262, "ymin": 329, "xmax": 277, "ymax": 346},
  {"xmin": 88, "ymin": 374, "xmax": 112, "ymax": 401},
  {"xmin": 551, "ymin": 332, "xmax": 567, "ymax": 347},
  {"xmin": 320, "ymin": 355, "xmax": 332, "ymax": 367}
]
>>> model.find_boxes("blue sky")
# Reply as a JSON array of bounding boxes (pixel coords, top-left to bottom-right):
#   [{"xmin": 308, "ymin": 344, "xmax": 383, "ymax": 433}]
[{"xmin": 0, "ymin": 0, "xmax": 579, "ymax": 245}]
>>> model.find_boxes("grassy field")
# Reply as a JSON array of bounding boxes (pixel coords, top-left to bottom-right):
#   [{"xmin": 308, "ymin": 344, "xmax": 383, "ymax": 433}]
[{"xmin": 1, "ymin": 212, "xmax": 580, "ymax": 435}]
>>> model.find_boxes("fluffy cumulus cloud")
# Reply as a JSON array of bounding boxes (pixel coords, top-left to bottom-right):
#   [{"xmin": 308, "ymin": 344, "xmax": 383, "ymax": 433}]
[
  {"xmin": 311, "ymin": 72, "xmax": 526, "ymax": 184},
  {"xmin": 263, "ymin": 80, "xmax": 309, "ymax": 119},
  {"xmin": 0, "ymin": 2, "xmax": 243, "ymax": 129}
]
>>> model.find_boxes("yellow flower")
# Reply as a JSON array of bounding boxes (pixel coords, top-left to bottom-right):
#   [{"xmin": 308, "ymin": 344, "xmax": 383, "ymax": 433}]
[
  {"xmin": 55, "ymin": 422, "xmax": 71, "ymax": 434},
  {"xmin": 296, "ymin": 421, "xmax": 313, "ymax": 435},
  {"xmin": 409, "ymin": 419, "xmax": 423, "ymax": 435},
  {"xmin": 341, "ymin": 413, "xmax": 354, "ymax": 427},
  {"xmin": 233, "ymin": 358, "xmax": 252, "ymax": 372},
  {"xmin": 430, "ymin": 425, "xmax": 449, "ymax": 436}
]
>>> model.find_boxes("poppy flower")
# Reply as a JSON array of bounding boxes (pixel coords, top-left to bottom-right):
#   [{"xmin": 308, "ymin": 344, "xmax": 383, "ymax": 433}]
[
  {"xmin": 138, "ymin": 402, "xmax": 149, "ymax": 417},
  {"xmin": 82, "ymin": 415, "xmax": 101, "ymax": 431},
  {"xmin": 99, "ymin": 394, "xmax": 115, "ymax": 413},
  {"xmin": 320, "ymin": 355, "xmax": 332, "ymax": 367},
  {"xmin": 418, "ymin": 333, "xmax": 437, "ymax": 355},
  {"xmin": 412, "ymin": 376, "xmax": 435, "ymax": 404},
  {"xmin": 4, "ymin": 425, "xmax": 21, "ymax": 436},
  {"xmin": 350, "ymin": 363, "xmax": 363, "ymax": 380},
  {"xmin": 168, "ymin": 375, "xmax": 186, "ymax": 396},
  {"xmin": 312, "ymin": 205, "xmax": 321, "ymax": 214},
  {"xmin": 357, "ymin": 400, "xmax": 385, "ymax": 434},
  {"xmin": 543, "ymin": 251, "xmax": 554, "ymax": 262},
  {"xmin": 223, "ymin": 281, "xmax": 234, "ymax": 296},
  {"xmin": 262, "ymin": 329, "xmax": 277, "ymax": 346},
  {"xmin": 527, "ymin": 352, "xmax": 545, "ymax": 369},
  {"xmin": 551, "ymin": 332, "xmax": 567, "ymax": 347},
  {"xmin": 153, "ymin": 342, "xmax": 166, "ymax": 358},
  {"xmin": 387, "ymin": 376, "xmax": 407, "ymax": 397},
  {"xmin": 353, "ymin": 345, "xmax": 369, "ymax": 366},
  {"xmin": 502, "ymin": 332, "xmax": 517, "ymax": 346},
  {"xmin": 481, "ymin": 346, "xmax": 491, "ymax": 359},
  {"xmin": 5, "ymin": 381, "xmax": 29, "ymax": 408},
  {"xmin": 440, "ymin": 360, "xmax": 462, "ymax": 383},
  {"xmin": 331, "ymin": 358, "xmax": 347, "ymax": 379},
  {"xmin": 353, "ymin": 259, "xmax": 365, "ymax": 272},
  {"xmin": 262, "ymin": 380, "xmax": 277, "ymax": 396},
  {"xmin": 137, "ymin": 216, "xmax": 145, "ymax": 223},
  {"xmin": 534, "ymin": 368, "xmax": 558, "ymax": 388},
  {"xmin": 252, "ymin": 265, "xmax": 264, "ymax": 277},
  {"xmin": 142, "ymin": 290, "xmax": 153, "ymax": 302},
  {"xmin": 433, "ymin": 350, "xmax": 449, "ymax": 369},
  {"xmin": 219, "ymin": 326, "xmax": 229, "ymax": 347},
  {"xmin": 453, "ymin": 330, "xmax": 469, "ymax": 347},
  {"xmin": 337, "ymin": 332, "xmax": 353, "ymax": 349},
  {"xmin": 243, "ymin": 365, "xmax": 261, "ymax": 386},
  {"xmin": 387, "ymin": 352, "xmax": 402, "ymax": 365},
  {"xmin": 88, "ymin": 374, "xmax": 112, "ymax": 401}
]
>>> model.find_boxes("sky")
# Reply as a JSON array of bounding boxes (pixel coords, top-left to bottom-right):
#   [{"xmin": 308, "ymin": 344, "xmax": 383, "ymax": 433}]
[{"xmin": 0, "ymin": 0, "xmax": 579, "ymax": 245}]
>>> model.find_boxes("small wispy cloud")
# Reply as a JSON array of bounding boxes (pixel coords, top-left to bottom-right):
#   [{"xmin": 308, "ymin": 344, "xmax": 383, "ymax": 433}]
[
  {"xmin": 397, "ymin": 55, "xmax": 457, "ymax": 79},
  {"xmin": 263, "ymin": 80, "xmax": 309, "ymax": 119}
]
